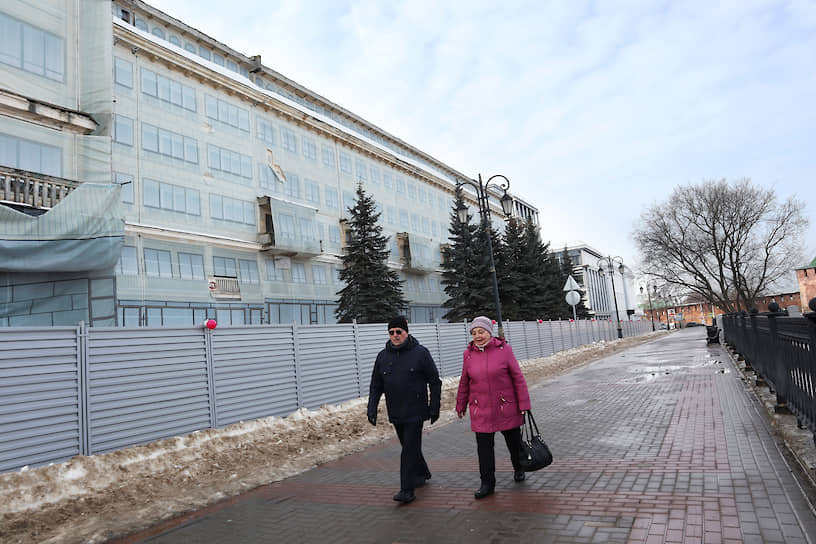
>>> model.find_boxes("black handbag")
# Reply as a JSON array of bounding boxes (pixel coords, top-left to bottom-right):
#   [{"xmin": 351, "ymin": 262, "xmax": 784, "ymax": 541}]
[{"xmin": 518, "ymin": 410, "xmax": 553, "ymax": 472}]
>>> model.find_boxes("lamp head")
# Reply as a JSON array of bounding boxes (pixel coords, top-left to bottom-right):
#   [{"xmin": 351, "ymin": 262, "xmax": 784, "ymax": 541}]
[{"xmin": 500, "ymin": 192, "xmax": 514, "ymax": 217}]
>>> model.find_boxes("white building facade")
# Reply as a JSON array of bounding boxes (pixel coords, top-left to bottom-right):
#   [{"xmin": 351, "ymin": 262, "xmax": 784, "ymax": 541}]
[{"xmin": 0, "ymin": 0, "xmax": 539, "ymax": 327}]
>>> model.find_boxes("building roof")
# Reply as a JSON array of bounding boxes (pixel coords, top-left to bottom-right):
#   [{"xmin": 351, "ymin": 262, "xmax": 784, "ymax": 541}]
[{"xmin": 795, "ymin": 256, "xmax": 816, "ymax": 270}]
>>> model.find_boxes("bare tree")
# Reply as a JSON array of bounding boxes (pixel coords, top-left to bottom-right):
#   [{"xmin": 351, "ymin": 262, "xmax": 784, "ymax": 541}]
[{"xmin": 633, "ymin": 178, "xmax": 808, "ymax": 313}]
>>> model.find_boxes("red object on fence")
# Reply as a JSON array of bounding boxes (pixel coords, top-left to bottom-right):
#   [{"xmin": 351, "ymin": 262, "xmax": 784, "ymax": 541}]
[{"xmin": 205, "ymin": 319, "xmax": 217, "ymax": 330}]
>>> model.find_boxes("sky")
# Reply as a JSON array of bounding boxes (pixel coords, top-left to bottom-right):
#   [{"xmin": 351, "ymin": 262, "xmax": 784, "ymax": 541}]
[{"xmin": 147, "ymin": 0, "xmax": 816, "ymax": 269}]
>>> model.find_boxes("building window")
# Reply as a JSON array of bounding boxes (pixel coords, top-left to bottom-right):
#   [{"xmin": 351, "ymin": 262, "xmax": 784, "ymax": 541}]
[
  {"xmin": 115, "ymin": 172, "xmax": 134, "ymax": 204},
  {"xmin": 113, "ymin": 115, "xmax": 134, "ymax": 146},
  {"xmin": 325, "ymin": 186, "xmax": 339, "ymax": 209},
  {"xmin": 399, "ymin": 209, "xmax": 410, "ymax": 229},
  {"xmin": 304, "ymin": 179, "xmax": 321, "ymax": 204},
  {"xmin": 257, "ymin": 117, "xmax": 275, "ymax": 144},
  {"xmin": 266, "ymin": 259, "xmax": 284, "ymax": 281},
  {"xmin": 278, "ymin": 214, "xmax": 296, "ymax": 238},
  {"xmin": 141, "ymin": 123, "xmax": 198, "ymax": 163},
  {"xmin": 370, "ymin": 166, "xmax": 380, "ymax": 185},
  {"xmin": 386, "ymin": 206, "xmax": 396, "ymax": 225},
  {"xmin": 291, "ymin": 263, "xmax": 306, "ymax": 283},
  {"xmin": 0, "ymin": 14, "xmax": 65, "ymax": 81},
  {"xmin": 198, "ymin": 46, "xmax": 211, "ymax": 60},
  {"xmin": 396, "ymin": 177, "xmax": 406, "ymax": 194},
  {"xmin": 205, "ymin": 94, "xmax": 249, "ymax": 131},
  {"xmin": 210, "ymin": 194, "xmax": 255, "ymax": 225},
  {"xmin": 338, "ymin": 151, "xmax": 352, "ymax": 174},
  {"xmin": 355, "ymin": 158, "xmax": 367, "ymax": 181},
  {"xmin": 282, "ymin": 172, "xmax": 300, "ymax": 199},
  {"xmin": 114, "ymin": 57, "xmax": 133, "ymax": 88},
  {"xmin": 144, "ymin": 248, "xmax": 172, "ymax": 278},
  {"xmin": 151, "ymin": 26, "xmax": 166, "ymax": 40},
  {"xmin": 280, "ymin": 127, "xmax": 297, "ymax": 153},
  {"xmin": 207, "ymin": 144, "xmax": 252, "ymax": 180},
  {"xmin": 178, "ymin": 252, "xmax": 204, "ymax": 280},
  {"xmin": 329, "ymin": 225, "xmax": 341, "ymax": 245},
  {"xmin": 142, "ymin": 69, "xmax": 196, "ymax": 111},
  {"xmin": 312, "ymin": 265, "xmax": 327, "ymax": 284},
  {"xmin": 302, "ymin": 137, "xmax": 317, "ymax": 160},
  {"xmin": 411, "ymin": 214, "xmax": 420, "ymax": 232},
  {"xmin": 143, "ymin": 178, "xmax": 200, "ymax": 215},
  {"xmin": 300, "ymin": 218, "xmax": 316, "ymax": 241},
  {"xmin": 168, "ymin": 35, "xmax": 182, "ymax": 47},
  {"xmin": 407, "ymin": 183, "xmax": 417, "ymax": 200},
  {"xmin": 213, "ymin": 256, "xmax": 237, "ymax": 277},
  {"xmin": 0, "ymin": 133, "xmax": 62, "ymax": 177},
  {"xmin": 322, "ymin": 145, "xmax": 335, "ymax": 168},
  {"xmin": 342, "ymin": 191, "xmax": 355, "ymax": 212},
  {"xmin": 383, "ymin": 172, "xmax": 393, "ymax": 189},
  {"xmin": 239, "ymin": 259, "xmax": 260, "ymax": 284},
  {"xmin": 418, "ymin": 188, "xmax": 427, "ymax": 204},
  {"xmin": 117, "ymin": 246, "xmax": 138, "ymax": 276}
]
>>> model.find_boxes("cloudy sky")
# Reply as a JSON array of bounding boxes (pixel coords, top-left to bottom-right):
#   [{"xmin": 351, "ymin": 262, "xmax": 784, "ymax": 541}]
[{"xmin": 148, "ymin": 0, "xmax": 816, "ymax": 268}]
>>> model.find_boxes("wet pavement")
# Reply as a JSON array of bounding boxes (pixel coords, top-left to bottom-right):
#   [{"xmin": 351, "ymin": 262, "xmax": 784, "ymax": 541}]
[{"xmin": 115, "ymin": 329, "xmax": 816, "ymax": 543}]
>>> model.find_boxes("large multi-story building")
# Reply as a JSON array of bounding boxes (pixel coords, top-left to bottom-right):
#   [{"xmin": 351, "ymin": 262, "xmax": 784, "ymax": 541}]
[{"xmin": 0, "ymin": 0, "xmax": 539, "ymax": 327}]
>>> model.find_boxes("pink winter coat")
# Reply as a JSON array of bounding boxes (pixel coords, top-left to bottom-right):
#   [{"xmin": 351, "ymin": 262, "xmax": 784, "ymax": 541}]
[{"xmin": 455, "ymin": 337, "xmax": 531, "ymax": 433}]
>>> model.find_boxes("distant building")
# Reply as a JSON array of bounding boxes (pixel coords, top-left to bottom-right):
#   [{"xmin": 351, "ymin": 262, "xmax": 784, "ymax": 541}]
[
  {"xmin": 0, "ymin": 1, "xmax": 540, "ymax": 327},
  {"xmin": 795, "ymin": 256, "xmax": 816, "ymax": 312},
  {"xmin": 555, "ymin": 242, "xmax": 635, "ymax": 320}
]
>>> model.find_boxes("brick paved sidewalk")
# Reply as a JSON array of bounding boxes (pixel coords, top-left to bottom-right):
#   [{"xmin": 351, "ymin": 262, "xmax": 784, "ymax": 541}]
[{"xmin": 116, "ymin": 330, "xmax": 816, "ymax": 543}]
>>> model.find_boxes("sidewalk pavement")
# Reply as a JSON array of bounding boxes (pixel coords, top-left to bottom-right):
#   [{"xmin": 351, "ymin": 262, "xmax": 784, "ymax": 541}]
[{"xmin": 115, "ymin": 329, "xmax": 816, "ymax": 543}]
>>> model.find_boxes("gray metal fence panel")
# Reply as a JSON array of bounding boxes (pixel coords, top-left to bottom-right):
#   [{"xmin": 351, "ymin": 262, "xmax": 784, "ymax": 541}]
[
  {"xmin": 86, "ymin": 327, "xmax": 211, "ymax": 454},
  {"xmin": 524, "ymin": 321, "xmax": 540, "ymax": 359},
  {"xmin": 437, "ymin": 322, "xmax": 467, "ymax": 377},
  {"xmin": 411, "ymin": 324, "xmax": 441, "ymax": 367},
  {"xmin": 297, "ymin": 324, "xmax": 359, "ymax": 409},
  {"xmin": 210, "ymin": 326, "xmax": 298, "ymax": 426},
  {"xmin": 506, "ymin": 322, "xmax": 528, "ymax": 360},
  {"xmin": 0, "ymin": 327, "xmax": 82, "ymax": 472},
  {"xmin": 356, "ymin": 324, "xmax": 384, "ymax": 396}
]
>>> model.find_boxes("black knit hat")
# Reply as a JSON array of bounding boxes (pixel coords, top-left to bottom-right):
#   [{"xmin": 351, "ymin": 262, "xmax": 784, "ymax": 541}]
[{"xmin": 388, "ymin": 315, "xmax": 408, "ymax": 332}]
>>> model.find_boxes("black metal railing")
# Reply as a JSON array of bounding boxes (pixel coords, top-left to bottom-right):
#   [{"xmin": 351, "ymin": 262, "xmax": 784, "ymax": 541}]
[{"xmin": 722, "ymin": 298, "xmax": 816, "ymax": 435}]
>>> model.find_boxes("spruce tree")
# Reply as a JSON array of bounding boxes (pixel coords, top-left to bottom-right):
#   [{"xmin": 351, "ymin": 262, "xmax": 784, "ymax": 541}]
[
  {"xmin": 518, "ymin": 219, "xmax": 560, "ymax": 320},
  {"xmin": 497, "ymin": 218, "xmax": 527, "ymax": 320},
  {"xmin": 335, "ymin": 183, "xmax": 407, "ymax": 323},
  {"xmin": 440, "ymin": 193, "xmax": 494, "ymax": 321}
]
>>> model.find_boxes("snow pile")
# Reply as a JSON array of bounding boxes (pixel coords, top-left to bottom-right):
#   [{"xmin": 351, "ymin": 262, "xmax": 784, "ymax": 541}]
[{"xmin": 0, "ymin": 333, "xmax": 662, "ymax": 544}]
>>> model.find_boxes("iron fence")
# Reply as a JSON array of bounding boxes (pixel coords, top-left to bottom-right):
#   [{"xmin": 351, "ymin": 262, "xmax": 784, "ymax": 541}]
[
  {"xmin": 721, "ymin": 305, "xmax": 816, "ymax": 437},
  {"xmin": 0, "ymin": 318, "xmax": 652, "ymax": 473}
]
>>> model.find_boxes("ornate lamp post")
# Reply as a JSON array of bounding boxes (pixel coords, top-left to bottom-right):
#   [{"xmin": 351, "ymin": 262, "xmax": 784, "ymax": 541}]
[
  {"xmin": 598, "ymin": 256, "xmax": 625, "ymax": 339},
  {"xmin": 639, "ymin": 284, "xmax": 656, "ymax": 331},
  {"xmin": 456, "ymin": 174, "xmax": 514, "ymax": 338}
]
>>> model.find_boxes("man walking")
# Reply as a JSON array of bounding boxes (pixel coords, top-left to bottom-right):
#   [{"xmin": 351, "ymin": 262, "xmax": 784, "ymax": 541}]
[{"xmin": 367, "ymin": 316, "xmax": 442, "ymax": 503}]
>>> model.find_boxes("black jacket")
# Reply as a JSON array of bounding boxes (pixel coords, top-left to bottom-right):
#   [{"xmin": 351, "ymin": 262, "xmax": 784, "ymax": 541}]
[{"xmin": 367, "ymin": 335, "xmax": 442, "ymax": 424}]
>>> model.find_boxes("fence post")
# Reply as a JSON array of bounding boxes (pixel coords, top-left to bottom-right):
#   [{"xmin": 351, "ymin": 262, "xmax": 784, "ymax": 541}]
[
  {"xmin": 765, "ymin": 304, "xmax": 790, "ymax": 413},
  {"xmin": 292, "ymin": 322, "xmax": 304, "ymax": 408},
  {"xmin": 78, "ymin": 321, "xmax": 89, "ymax": 456},
  {"xmin": 204, "ymin": 324, "xmax": 218, "ymax": 428},
  {"xmin": 352, "ymin": 318, "xmax": 363, "ymax": 397}
]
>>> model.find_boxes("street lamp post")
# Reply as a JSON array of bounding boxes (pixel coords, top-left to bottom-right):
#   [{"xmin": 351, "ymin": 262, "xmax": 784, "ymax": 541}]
[
  {"xmin": 598, "ymin": 256, "xmax": 625, "ymax": 339},
  {"xmin": 456, "ymin": 174, "xmax": 514, "ymax": 338},
  {"xmin": 639, "ymin": 284, "xmax": 656, "ymax": 331}
]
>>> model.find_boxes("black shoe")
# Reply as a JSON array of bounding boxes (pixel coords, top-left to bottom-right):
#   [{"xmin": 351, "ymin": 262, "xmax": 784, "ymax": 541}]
[
  {"xmin": 393, "ymin": 490, "xmax": 416, "ymax": 503},
  {"xmin": 474, "ymin": 483, "xmax": 495, "ymax": 499},
  {"xmin": 514, "ymin": 471, "xmax": 526, "ymax": 482}
]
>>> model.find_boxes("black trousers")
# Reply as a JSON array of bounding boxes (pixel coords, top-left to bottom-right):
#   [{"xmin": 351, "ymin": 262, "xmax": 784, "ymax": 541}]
[
  {"xmin": 475, "ymin": 426, "xmax": 522, "ymax": 485},
  {"xmin": 393, "ymin": 421, "xmax": 429, "ymax": 492}
]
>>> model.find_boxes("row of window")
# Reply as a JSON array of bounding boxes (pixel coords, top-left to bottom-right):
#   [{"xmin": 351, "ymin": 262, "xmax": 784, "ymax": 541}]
[
  {"xmin": 0, "ymin": 133, "xmax": 62, "ymax": 177},
  {"xmin": 113, "ymin": 58, "xmax": 453, "ymax": 206},
  {"xmin": 117, "ymin": 246, "xmax": 444, "ymax": 293},
  {"xmin": 117, "ymin": 246, "xmax": 340, "ymax": 285},
  {"xmin": 0, "ymin": 12, "xmax": 64, "ymax": 82}
]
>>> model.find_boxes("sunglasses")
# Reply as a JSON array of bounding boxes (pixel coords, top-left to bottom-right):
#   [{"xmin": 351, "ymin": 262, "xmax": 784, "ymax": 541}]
[{"xmin": 388, "ymin": 329, "xmax": 406, "ymax": 335}]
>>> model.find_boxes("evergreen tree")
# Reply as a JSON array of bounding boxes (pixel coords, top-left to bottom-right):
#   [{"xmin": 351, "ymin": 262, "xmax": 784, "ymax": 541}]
[
  {"xmin": 518, "ymin": 219, "xmax": 562, "ymax": 320},
  {"xmin": 497, "ymin": 218, "xmax": 528, "ymax": 320},
  {"xmin": 440, "ymin": 193, "xmax": 494, "ymax": 321},
  {"xmin": 335, "ymin": 183, "xmax": 407, "ymax": 323}
]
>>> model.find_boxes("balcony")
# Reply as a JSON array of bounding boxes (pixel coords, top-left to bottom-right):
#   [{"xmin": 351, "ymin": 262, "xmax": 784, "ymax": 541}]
[
  {"xmin": 397, "ymin": 232, "xmax": 438, "ymax": 274},
  {"xmin": 0, "ymin": 166, "xmax": 79, "ymax": 211},
  {"xmin": 256, "ymin": 196, "xmax": 321, "ymax": 257},
  {"xmin": 208, "ymin": 275, "xmax": 241, "ymax": 300}
]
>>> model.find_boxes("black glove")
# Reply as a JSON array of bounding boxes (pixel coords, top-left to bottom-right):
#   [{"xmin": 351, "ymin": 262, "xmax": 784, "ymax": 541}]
[
  {"xmin": 430, "ymin": 413, "xmax": 439, "ymax": 424},
  {"xmin": 367, "ymin": 413, "xmax": 377, "ymax": 426}
]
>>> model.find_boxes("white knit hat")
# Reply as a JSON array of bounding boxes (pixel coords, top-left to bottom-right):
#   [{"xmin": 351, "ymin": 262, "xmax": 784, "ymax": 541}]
[{"xmin": 469, "ymin": 316, "xmax": 494, "ymax": 336}]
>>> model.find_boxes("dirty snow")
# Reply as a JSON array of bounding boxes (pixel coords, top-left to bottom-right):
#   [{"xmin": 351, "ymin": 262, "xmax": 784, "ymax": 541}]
[{"xmin": 0, "ymin": 334, "xmax": 662, "ymax": 544}]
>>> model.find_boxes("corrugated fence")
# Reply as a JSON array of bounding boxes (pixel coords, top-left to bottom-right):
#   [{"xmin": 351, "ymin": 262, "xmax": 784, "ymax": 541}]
[{"xmin": 0, "ymin": 318, "xmax": 651, "ymax": 473}]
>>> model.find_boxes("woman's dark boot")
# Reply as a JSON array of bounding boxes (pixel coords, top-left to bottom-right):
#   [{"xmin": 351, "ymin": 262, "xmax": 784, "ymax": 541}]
[{"xmin": 474, "ymin": 482, "xmax": 495, "ymax": 499}]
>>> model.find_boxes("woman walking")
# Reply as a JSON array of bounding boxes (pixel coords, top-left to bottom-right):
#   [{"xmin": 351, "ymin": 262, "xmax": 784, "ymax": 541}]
[{"xmin": 456, "ymin": 316, "xmax": 531, "ymax": 499}]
